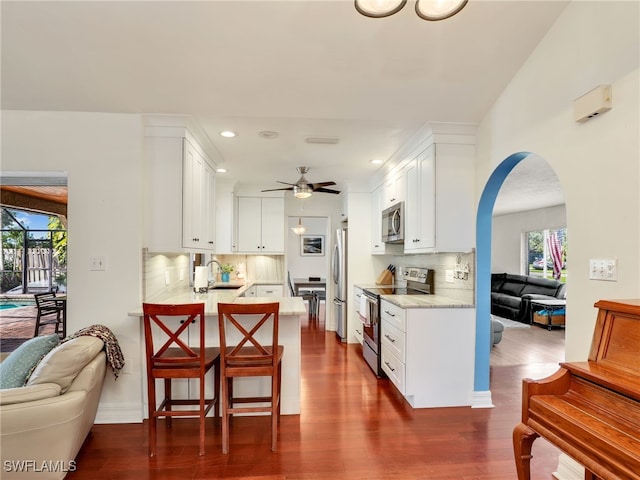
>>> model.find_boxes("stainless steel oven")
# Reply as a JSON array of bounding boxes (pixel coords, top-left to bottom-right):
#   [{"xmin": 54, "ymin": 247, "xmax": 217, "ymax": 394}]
[{"xmin": 361, "ymin": 267, "xmax": 434, "ymax": 377}]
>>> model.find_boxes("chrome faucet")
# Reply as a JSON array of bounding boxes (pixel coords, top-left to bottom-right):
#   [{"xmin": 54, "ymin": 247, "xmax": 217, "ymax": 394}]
[{"xmin": 206, "ymin": 259, "xmax": 222, "ymax": 286}]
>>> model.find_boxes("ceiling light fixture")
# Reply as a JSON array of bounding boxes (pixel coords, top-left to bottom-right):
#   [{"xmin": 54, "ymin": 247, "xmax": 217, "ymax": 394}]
[
  {"xmin": 216, "ymin": 166, "xmax": 228, "ymax": 173},
  {"xmin": 219, "ymin": 130, "xmax": 237, "ymax": 138},
  {"xmin": 354, "ymin": 0, "xmax": 468, "ymax": 21},
  {"xmin": 291, "ymin": 217, "xmax": 307, "ymax": 235},
  {"xmin": 291, "ymin": 199, "xmax": 307, "ymax": 235},
  {"xmin": 293, "ymin": 184, "xmax": 312, "ymax": 199},
  {"xmin": 370, "ymin": 159, "xmax": 383, "ymax": 165}
]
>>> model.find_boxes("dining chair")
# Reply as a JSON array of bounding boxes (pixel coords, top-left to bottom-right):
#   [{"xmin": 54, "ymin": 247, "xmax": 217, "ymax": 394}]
[
  {"xmin": 34, "ymin": 290, "xmax": 66, "ymax": 338},
  {"xmin": 287, "ymin": 271, "xmax": 318, "ymax": 319},
  {"xmin": 217, "ymin": 302, "xmax": 283, "ymax": 454},
  {"xmin": 141, "ymin": 303, "xmax": 220, "ymax": 456}
]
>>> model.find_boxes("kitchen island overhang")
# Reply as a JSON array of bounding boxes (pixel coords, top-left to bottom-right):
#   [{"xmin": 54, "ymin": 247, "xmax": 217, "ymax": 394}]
[{"xmin": 129, "ymin": 288, "xmax": 307, "ymax": 416}]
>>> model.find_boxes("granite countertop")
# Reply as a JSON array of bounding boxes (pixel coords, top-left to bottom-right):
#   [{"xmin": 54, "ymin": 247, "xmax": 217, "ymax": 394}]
[
  {"xmin": 354, "ymin": 283, "xmax": 473, "ymax": 309},
  {"xmin": 128, "ymin": 282, "xmax": 306, "ymax": 317},
  {"xmin": 380, "ymin": 294, "xmax": 474, "ymax": 309}
]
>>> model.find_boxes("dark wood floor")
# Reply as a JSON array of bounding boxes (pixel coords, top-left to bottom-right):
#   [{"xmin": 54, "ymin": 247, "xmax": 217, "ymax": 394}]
[{"xmin": 64, "ymin": 308, "xmax": 563, "ymax": 480}]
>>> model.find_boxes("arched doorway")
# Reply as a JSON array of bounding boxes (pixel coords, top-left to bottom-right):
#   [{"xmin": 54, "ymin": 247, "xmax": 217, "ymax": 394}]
[{"xmin": 474, "ymin": 152, "xmax": 533, "ymax": 406}]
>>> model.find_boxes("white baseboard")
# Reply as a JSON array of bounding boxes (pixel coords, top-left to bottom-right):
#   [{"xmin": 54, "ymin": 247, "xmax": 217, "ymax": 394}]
[
  {"xmin": 95, "ymin": 402, "xmax": 142, "ymax": 424},
  {"xmin": 552, "ymin": 454, "xmax": 584, "ymax": 480},
  {"xmin": 471, "ymin": 390, "xmax": 494, "ymax": 408}
]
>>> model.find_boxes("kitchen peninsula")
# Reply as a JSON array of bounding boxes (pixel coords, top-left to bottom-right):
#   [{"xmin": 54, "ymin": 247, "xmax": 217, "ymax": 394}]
[{"xmin": 129, "ymin": 284, "xmax": 306, "ymax": 415}]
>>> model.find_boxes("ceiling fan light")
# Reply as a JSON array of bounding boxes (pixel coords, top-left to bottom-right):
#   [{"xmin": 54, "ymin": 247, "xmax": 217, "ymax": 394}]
[
  {"xmin": 415, "ymin": 0, "xmax": 468, "ymax": 21},
  {"xmin": 355, "ymin": 0, "xmax": 407, "ymax": 18},
  {"xmin": 293, "ymin": 185, "xmax": 312, "ymax": 199}
]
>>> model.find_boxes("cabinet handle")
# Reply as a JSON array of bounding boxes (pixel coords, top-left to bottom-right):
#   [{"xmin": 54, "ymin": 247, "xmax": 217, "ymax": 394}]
[
  {"xmin": 356, "ymin": 329, "xmax": 362, "ymax": 335},
  {"xmin": 384, "ymin": 334, "xmax": 396, "ymax": 343},
  {"xmin": 384, "ymin": 310, "xmax": 395, "ymax": 317},
  {"xmin": 384, "ymin": 361, "xmax": 395, "ymax": 372}
]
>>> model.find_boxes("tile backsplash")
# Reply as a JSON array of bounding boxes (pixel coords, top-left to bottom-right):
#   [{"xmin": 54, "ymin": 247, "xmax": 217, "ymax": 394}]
[
  {"xmin": 143, "ymin": 250, "xmax": 285, "ymax": 301},
  {"xmin": 392, "ymin": 251, "xmax": 475, "ymax": 304},
  {"xmin": 142, "ymin": 250, "xmax": 190, "ymax": 302}
]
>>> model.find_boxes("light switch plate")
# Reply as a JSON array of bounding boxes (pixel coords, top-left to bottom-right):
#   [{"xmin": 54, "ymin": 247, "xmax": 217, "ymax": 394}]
[
  {"xmin": 89, "ymin": 256, "xmax": 106, "ymax": 271},
  {"xmin": 589, "ymin": 258, "xmax": 617, "ymax": 281},
  {"xmin": 445, "ymin": 269, "xmax": 455, "ymax": 283}
]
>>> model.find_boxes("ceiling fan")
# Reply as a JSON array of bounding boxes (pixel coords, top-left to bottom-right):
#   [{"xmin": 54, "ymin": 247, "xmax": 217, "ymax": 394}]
[{"xmin": 261, "ymin": 166, "xmax": 340, "ymax": 198}]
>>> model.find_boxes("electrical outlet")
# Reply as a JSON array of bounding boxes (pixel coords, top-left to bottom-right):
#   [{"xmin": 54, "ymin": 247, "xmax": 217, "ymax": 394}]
[
  {"xmin": 589, "ymin": 258, "xmax": 617, "ymax": 281},
  {"xmin": 165, "ymin": 270, "xmax": 171, "ymax": 286},
  {"xmin": 89, "ymin": 256, "xmax": 106, "ymax": 271}
]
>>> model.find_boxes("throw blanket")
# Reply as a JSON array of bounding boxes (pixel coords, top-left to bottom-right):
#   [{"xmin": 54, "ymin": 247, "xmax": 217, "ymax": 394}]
[{"xmin": 62, "ymin": 324, "xmax": 125, "ymax": 379}]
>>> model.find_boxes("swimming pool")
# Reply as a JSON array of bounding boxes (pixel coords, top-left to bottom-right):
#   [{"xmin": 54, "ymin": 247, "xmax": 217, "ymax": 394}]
[{"xmin": 0, "ymin": 299, "xmax": 35, "ymax": 310}]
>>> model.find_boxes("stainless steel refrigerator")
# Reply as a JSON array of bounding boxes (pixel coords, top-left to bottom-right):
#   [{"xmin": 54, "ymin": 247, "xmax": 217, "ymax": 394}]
[{"xmin": 332, "ymin": 225, "xmax": 347, "ymax": 342}]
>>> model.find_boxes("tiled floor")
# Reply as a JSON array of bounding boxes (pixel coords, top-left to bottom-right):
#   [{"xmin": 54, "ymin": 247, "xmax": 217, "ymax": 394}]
[{"xmin": 0, "ymin": 305, "xmax": 57, "ymax": 352}]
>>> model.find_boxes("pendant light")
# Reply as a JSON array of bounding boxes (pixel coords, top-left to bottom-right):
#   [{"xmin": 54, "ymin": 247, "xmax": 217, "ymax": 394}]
[
  {"xmin": 291, "ymin": 198, "xmax": 307, "ymax": 235},
  {"xmin": 291, "ymin": 217, "xmax": 306, "ymax": 235}
]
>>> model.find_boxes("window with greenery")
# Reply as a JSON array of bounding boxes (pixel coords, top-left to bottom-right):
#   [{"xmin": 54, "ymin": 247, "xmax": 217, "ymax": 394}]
[
  {"xmin": 1, "ymin": 207, "xmax": 67, "ymax": 294},
  {"xmin": 526, "ymin": 227, "xmax": 567, "ymax": 283}
]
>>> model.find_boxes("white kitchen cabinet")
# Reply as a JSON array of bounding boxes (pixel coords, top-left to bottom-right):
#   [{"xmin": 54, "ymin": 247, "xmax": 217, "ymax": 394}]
[
  {"xmin": 183, "ymin": 138, "xmax": 216, "ymax": 250},
  {"xmin": 244, "ymin": 284, "xmax": 284, "ymax": 297},
  {"xmin": 256, "ymin": 285, "xmax": 284, "ymax": 297},
  {"xmin": 144, "ymin": 127, "xmax": 218, "ymax": 253},
  {"xmin": 371, "ymin": 185, "xmax": 386, "ymax": 254},
  {"xmin": 383, "ymin": 170, "xmax": 406, "ymax": 207},
  {"xmin": 380, "ymin": 300, "xmax": 475, "ymax": 408},
  {"xmin": 403, "ymin": 141, "xmax": 475, "ymax": 254},
  {"xmin": 404, "ymin": 145, "xmax": 435, "ymax": 252},
  {"xmin": 236, "ymin": 197, "xmax": 284, "ymax": 253}
]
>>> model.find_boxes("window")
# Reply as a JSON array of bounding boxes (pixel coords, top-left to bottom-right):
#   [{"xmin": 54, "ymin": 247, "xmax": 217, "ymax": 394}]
[
  {"xmin": 1, "ymin": 207, "xmax": 67, "ymax": 293},
  {"xmin": 525, "ymin": 227, "xmax": 566, "ymax": 283}
]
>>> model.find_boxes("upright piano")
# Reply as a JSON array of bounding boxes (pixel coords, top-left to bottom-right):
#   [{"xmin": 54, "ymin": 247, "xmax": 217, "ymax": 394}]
[{"xmin": 513, "ymin": 299, "xmax": 640, "ymax": 480}]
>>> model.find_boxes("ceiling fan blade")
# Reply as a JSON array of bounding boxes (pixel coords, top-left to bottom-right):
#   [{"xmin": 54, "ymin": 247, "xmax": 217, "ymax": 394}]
[
  {"xmin": 261, "ymin": 187, "xmax": 294, "ymax": 192},
  {"xmin": 309, "ymin": 181, "xmax": 336, "ymax": 189},
  {"xmin": 313, "ymin": 187, "xmax": 341, "ymax": 194},
  {"xmin": 276, "ymin": 180, "xmax": 296, "ymax": 186}
]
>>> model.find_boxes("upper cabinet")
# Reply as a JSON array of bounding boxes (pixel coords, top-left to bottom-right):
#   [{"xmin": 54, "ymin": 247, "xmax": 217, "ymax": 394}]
[
  {"xmin": 383, "ymin": 170, "xmax": 406, "ymax": 207},
  {"xmin": 404, "ymin": 145, "xmax": 435, "ymax": 252},
  {"xmin": 144, "ymin": 126, "xmax": 218, "ymax": 253},
  {"xmin": 404, "ymin": 141, "xmax": 475, "ymax": 254},
  {"xmin": 182, "ymin": 139, "xmax": 216, "ymax": 250},
  {"xmin": 236, "ymin": 196, "xmax": 285, "ymax": 253}
]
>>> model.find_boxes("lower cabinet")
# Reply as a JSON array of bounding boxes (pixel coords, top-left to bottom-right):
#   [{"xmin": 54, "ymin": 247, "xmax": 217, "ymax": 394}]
[
  {"xmin": 380, "ymin": 300, "xmax": 475, "ymax": 408},
  {"xmin": 244, "ymin": 284, "xmax": 284, "ymax": 297}
]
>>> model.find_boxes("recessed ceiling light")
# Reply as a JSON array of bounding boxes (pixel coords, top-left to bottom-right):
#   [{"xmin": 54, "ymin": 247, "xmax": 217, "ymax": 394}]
[
  {"xmin": 370, "ymin": 159, "xmax": 383, "ymax": 165},
  {"xmin": 258, "ymin": 130, "xmax": 279, "ymax": 139},
  {"xmin": 216, "ymin": 167, "xmax": 228, "ymax": 173},
  {"xmin": 220, "ymin": 130, "xmax": 237, "ymax": 138}
]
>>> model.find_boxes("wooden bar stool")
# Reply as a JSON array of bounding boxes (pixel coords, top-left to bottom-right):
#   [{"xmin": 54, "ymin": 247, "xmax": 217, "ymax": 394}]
[
  {"xmin": 217, "ymin": 302, "xmax": 284, "ymax": 454},
  {"xmin": 141, "ymin": 303, "xmax": 220, "ymax": 456}
]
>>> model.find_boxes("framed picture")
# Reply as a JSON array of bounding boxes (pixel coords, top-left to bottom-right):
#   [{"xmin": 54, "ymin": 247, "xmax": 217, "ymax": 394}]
[{"xmin": 301, "ymin": 235, "xmax": 324, "ymax": 256}]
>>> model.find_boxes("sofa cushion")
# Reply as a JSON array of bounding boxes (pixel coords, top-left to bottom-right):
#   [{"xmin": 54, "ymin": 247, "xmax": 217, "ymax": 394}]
[
  {"xmin": 0, "ymin": 382, "xmax": 62, "ymax": 406},
  {"xmin": 492, "ymin": 293, "xmax": 523, "ymax": 309},
  {"xmin": 26, "ymin": 336, "xmax": 104, "ymax": 393},
  {"xmin": 498, "ymin": 282, "xmax": 526, "ymax": 297},
  {"xmin": 0, "ymin": 334, "xmax": 60, "ymax": 389}
]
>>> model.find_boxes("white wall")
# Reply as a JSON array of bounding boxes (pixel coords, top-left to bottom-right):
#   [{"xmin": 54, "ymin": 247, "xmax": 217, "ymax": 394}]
[
  {"xmin": 1, "ymin": 111, "xmax": 145, "ymax": 422},
  {"xmin": 475, "ymin": 0, "xmax": 640, "ymax": 363},
  {"xmin": 286, "ymin": 216, "xmax": 329, "ymax": 281},
  {"xmin": 492, "ymin": 204, "xmax": 566, "ymax": 274}
]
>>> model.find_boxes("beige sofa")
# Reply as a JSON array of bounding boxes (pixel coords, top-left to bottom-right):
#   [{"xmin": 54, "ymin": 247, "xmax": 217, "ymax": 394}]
[{"xmin": 0, "ymin": 337, "xmax": 107, "ymax": 480}]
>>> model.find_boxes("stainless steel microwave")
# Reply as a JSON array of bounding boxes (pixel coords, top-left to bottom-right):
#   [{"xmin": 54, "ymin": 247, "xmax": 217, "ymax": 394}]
[{"xmin": 382, "ymin": 201, "xmax": 404, "ymax": 244}]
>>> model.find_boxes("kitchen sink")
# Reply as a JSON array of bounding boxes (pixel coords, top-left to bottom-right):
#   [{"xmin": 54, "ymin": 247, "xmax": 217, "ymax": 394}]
[{"xmin": 209, "ymin": 284, "xmax": 242, "ymax": 290}]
